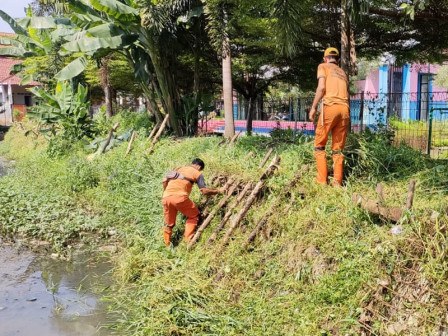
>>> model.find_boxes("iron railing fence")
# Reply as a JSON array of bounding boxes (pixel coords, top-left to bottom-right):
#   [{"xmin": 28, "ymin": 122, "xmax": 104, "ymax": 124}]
[{"xmin": 223, "ymin": 91, "xmax": 448, "ymax": 158}]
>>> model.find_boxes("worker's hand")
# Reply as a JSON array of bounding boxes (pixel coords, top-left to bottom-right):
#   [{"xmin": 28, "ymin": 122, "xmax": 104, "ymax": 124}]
[
  {"xmin": 218, "ymin": 187, "xmax": 226, "ymax": 194},
  {"xmin": 309, "ymin": 107, "xmax": 316, "ymax": 122}
]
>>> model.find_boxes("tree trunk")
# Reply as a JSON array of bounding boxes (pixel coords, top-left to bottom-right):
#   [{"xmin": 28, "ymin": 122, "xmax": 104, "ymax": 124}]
[
  {"xmin": 222, "ymin": 36, "xmax": 235, "ymax": 138},
  {"xmin": 245, "ymin": 97, "xmax": 253, "ymax": 135},
  {"xmin": 340, "ymin": 0, "xmax": 350, "ymax": 76},
  {"xmin": 146, "ymin": 38, "xmax": 181, "ymax": 136},
  {"xmin": 100, "ymin": 56, "xmax": 113, "ymax": 118}
]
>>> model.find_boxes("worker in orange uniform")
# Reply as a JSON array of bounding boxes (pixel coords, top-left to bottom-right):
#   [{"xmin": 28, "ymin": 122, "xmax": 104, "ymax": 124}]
[
  {"xmin": 162, "ymin": 158, "xmax": 225, "ymax": 246},
  {"xmin": 309, "ymin": 47, "xmax": 350, "ymax": 186}
]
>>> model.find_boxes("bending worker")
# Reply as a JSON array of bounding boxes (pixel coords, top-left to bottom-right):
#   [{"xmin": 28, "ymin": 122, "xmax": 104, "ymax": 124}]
[
  {"xmin": 162, "ymin": 158, "xmax": 225, "ymax": 246},
  {"xmin": 309, "ymin": 47, "xmax": 350, "ymax": 186}
]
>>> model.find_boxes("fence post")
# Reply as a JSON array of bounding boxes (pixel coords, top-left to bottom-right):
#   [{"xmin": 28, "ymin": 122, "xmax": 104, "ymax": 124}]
[
  {"xmin": 427, "ymin": 107, "xmax": 434, "ymax": 156},
  {"xmin": 359, "ymin": 91, "xmax": 365, "ymax": 132}
]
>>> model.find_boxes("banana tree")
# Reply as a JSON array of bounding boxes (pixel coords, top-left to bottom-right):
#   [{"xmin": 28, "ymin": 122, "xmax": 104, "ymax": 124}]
[{"xmin": 28, "ymin": 81, "xmax": 94, "ymax": 139}]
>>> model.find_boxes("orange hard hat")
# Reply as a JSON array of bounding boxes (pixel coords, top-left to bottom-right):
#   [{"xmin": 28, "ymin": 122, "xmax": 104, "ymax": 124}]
[{"xmin": 324, "ymin": 47, "xmax": 339, "ymax": 57}]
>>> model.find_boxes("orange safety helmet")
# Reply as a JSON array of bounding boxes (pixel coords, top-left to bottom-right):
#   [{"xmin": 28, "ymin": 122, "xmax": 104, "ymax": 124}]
[{"xmin": 324, "ymin": 47, "xmax": 339, "ymax": 57}]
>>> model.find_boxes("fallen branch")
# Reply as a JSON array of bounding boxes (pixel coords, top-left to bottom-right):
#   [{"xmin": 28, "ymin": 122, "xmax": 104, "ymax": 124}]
[
  {"xmin": 259, "ymin": 148, "xmax": 274, "ymax": 168},
  {"xmin": 352, "ymin": 193, "xmax": 403, "ymax": 222},
  {"xmin": 125, "ymin": 131, "xmax": 137, "ymax": 157},
  {"xmin": 218, "ymin": 156, "xmax": 281, "ymax": 250},
  {"xmin": 188, "ymin": 178, "xmax": 239, "ymax": 248},
  {"xmin": 100, "ymin": 122, "xmax": 120, "ymax": 154},
  {"xmin": 145, "ymin": 114, "xmax": 169, "ymax": 155},
  {"xmin": 207, "ymin": 181, "xmax": 253, "ymax": 244}
]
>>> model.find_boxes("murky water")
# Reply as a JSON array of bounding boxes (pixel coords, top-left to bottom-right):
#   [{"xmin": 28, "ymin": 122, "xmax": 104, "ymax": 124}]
[{"xmin": 0, "ymin": 242, "xmax": 115, "ymax": 336}]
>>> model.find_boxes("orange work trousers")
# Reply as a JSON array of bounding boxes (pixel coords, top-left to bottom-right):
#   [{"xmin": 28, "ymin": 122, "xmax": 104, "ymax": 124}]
[
  {"xmin": 314, "ymin": 104, "xmax": 350, "ymax": 185},
  {"xmin": 162, "ymin": 195, "xmax": 200, "ymax": 246}
]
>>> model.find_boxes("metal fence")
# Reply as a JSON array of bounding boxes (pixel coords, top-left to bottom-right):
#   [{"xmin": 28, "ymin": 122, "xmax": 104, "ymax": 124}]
[{"xmin": 224, "ymin": 92, "xmax": 448, "ymax": 158}]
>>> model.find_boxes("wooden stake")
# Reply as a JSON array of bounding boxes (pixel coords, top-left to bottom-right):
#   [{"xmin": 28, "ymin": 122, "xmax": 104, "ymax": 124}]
[
  {"xmin": 229, "ymin": 130, "xmax": 242, "ymax": 145},
  {"xmin": 259, "ymin": 148, "xmax": 274, "ymax": 168},
  {"xmin": 147, "ymin": 122, "xmax": 160, "ymax": 141},
  {"xmin": 406, "ymin": 179, "xmax": 416, "ymax": 210},
  {"xmin": 242, "ymin": 164, "xmax": 309, "ymax": 249},
  {"xmin": 100, "ymin": 122, "xmax": 120, "ymax": 154},
  {"xmin": 125, "ymin": 131, "xmax": 137, "ymax": 157},
  {"xmin": 207, "ymin": 182, "xmax": 253, "ymax": 244},
  {"xmin": 376, "ymin": 183, "xmax": 385, "ymax": 205},
  {"xmin": 352, "ymin": 193, "xmax": 402, "ymax": 222},
  {"xmin": 188, "ymin": 179, "xmax": 239, "ymax": 248},
  {"xmin": 218, "ymin": 156, "xmax": 280, "ymax": 249},
  {"xmin": 146, "ymin": 114, "xmax": 169, "ymax": 155}
]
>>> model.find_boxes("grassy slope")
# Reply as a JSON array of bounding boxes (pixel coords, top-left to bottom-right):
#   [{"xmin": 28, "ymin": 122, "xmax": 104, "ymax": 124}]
[{"xmin": 1, "ymin": 123, "xmax": 448, "ymax": 335}]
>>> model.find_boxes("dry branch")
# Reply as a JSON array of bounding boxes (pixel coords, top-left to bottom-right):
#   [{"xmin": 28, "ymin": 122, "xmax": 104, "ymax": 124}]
[
  {"xmin": 207, "ymin": 182, "xmax": 253, "ymax": 244},
  {"xmin": 406, "ymin": 179, "xmax": 416, "ymax": 210},
  {"xmin": 125, "ymin": 131, "xmax": 137, "ymax": 157},
  {"xmin": 259, "ymin": 148, "xmax": 274, "ymax": 168},
  {"xmin": 218, "ymin": 156, "xmax": 281, "ymax": 249},
  {"xmin": 188, "ymin": 178, "xmax": 239, "ymax": 248},
  {"xmin": 146, "ymin": 114, "xmax": 169, "ymax": 155},
  {"xmin": 352, "ymin": 193, "xmax": 403, "ymax": 222},
  {"xmin": 100, "ymin": 122, "xmax": 120, "ymax": 154}
]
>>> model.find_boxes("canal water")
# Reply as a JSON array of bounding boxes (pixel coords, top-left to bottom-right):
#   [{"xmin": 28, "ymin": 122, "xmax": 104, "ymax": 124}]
[
  {"xmin": 0, "ymin": 155, "xmax": 116, "ymax": 335},
  {"xmin": 0, "ymin": 242, "xmax": 114, "ymax": 336}
]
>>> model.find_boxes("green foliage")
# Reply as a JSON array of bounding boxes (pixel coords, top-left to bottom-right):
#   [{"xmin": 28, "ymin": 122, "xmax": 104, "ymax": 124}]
[
  {"xmin": 345, "ymin": 128, "xmax": 429, "ymax": 182},
  {"xmin": 29, "ymin": 81, "xmax": 95, "ymax": 140}
]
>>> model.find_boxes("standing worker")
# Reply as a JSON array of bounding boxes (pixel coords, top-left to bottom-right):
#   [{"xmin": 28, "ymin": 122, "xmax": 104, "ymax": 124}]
[
  {"xmin": 309, "ymin": 47, "xmax": 350, "ymax": 186},
  {"xmin": 162, "ymin": 158, "xmax": 225, "ymax": 247}
]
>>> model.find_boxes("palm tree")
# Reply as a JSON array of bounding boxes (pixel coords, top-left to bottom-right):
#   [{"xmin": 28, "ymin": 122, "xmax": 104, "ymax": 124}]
[{"xmin": 203, "ymin": 0, "xmax": 235, "ymax": 138}]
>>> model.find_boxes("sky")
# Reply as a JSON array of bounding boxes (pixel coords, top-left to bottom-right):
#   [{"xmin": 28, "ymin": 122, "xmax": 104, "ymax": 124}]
[{"xmin": 0, "ymin": 0, "xmax": 33, "ymax": 33}]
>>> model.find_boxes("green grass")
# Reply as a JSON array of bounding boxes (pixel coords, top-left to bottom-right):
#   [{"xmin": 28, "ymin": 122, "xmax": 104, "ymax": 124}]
[{"xmin": 1, "ymin": 119, "xmax": 448, "ymax": 335}]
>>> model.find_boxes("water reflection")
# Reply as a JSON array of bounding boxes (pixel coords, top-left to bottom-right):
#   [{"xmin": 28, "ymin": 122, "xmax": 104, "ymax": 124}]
[{"xmin": 0, "ymin": 244, "xmax": 114, "ymax": 336}]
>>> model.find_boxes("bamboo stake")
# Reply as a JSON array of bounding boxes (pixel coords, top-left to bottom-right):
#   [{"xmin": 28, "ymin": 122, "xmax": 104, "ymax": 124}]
[
  {"xmin": 147, "ymin": 122, "xmax": 160, "ymax": 141},
  {"xmin": 219, "ymin": 156, "xmax": 280, "ymax": 249},
  {"xmin": 100, "ymin": 122, "xmax": 120, "ymax": 154},
  {"xmin": 125, "ymin": 131, "xmax": 137, "ymax": 157},
  {"xmin": 242, "ymin": 164, "xmax": 309, "ymax": 249},
  {"xmin": 202, "ymin": 176, "xmax": 236, "ymax": 218},
  {"xmin": 406, "ymin": 179, "xmax": 416, "ymax": 210},
  {"xmin": 229, "ymin": 130, "xmax": 242, "ymax": 145},
  {"xmin": 207, "ymin": 182, "xmax": 253, "ymax": 244},
  {"xmin": 376, "ymin": 183, "xmax": 385, "ymax": 205},
  {"xmin": 188, "ymin": 179, "xmax": 239, "ymax": 248},
  {"xmin": 352, "ymin": 193, "xmax": 402, "ymax": 222},
  {"xmin": 146, "ymin": 114, "xmax": 169, "ymax": 155},
  {"xmin": 259, "ymin": 148, "xmax": 274, "ymax": 168}
]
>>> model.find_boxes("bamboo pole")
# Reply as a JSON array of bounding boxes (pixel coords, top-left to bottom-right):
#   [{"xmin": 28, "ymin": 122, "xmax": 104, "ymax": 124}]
[
  {"xmin": 376, "ymin": 183, "xmax": 385, "ymax": 205},
  {"xmin": 100, "ymin": 122, "xmax": 120, "ymax": 154},
  {"xmin": 125, "ymin": 131, "xmax": 137, "ymax": 157},
  {"xmin": 259, "ymin": 148, "xmax": 274, "ymax": 168},
  {"xmin": 229, "ymin": 130, "xmax": 242, "ymax": 145},
  {"xmin": 242, "ymin": 164, "xmax": 309, "ymax": 249},
  {"xmin": 147, "ymin": 122, "xmax": 161, "ymax": 141},
  {"xmin": 146, "ymin": 114, "xmax": 169, "ymax": 155},
  {"xmin": 207, "ymin": 181, "xmax": 253, "ymax": 244},
  {"xmin": 406, "ymin": 179, "xmax": 416, "ymax": 210},
  {"xmin": 188, "ymin": 179, "xmax": 239, "ymax": 248},
  {"xmin": 352, "ymin": 193, "xmax": 402, "ymax": 222},
  {"xmin": 218, "ymin": 156, "xmax": 280, "ymax": 249}
]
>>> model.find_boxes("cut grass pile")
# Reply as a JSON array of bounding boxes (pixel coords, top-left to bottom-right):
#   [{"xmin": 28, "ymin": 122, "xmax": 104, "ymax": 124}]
[{"xmin": 1, "ymin": 119, "xmax": 448, "ymax": 335}]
